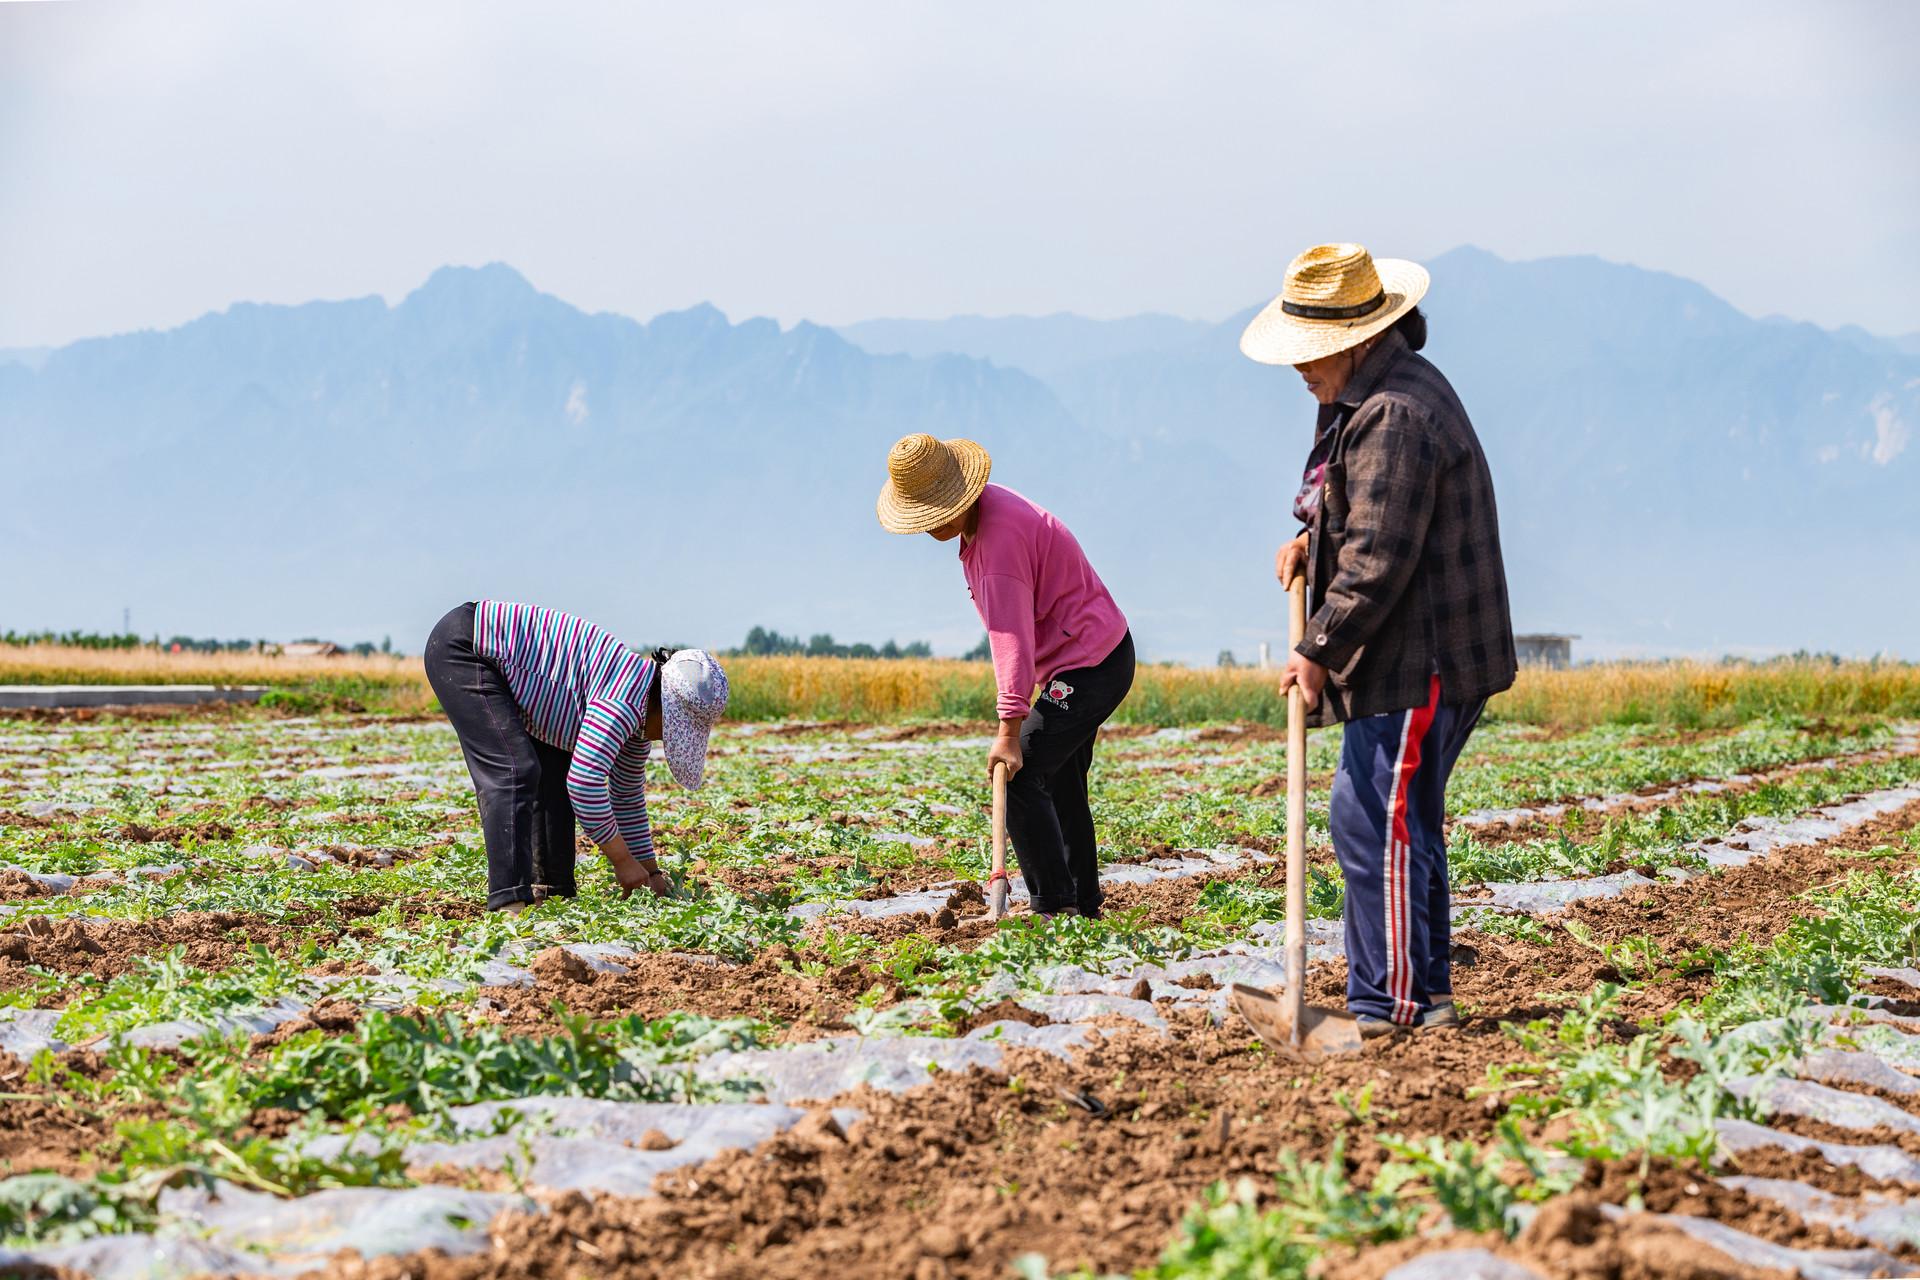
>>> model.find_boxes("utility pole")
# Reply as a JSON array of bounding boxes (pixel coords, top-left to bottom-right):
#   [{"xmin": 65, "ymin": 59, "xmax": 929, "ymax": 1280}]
[{"xmin": 123, "ymin": 607, "xmax": 130, "ymax": 636}]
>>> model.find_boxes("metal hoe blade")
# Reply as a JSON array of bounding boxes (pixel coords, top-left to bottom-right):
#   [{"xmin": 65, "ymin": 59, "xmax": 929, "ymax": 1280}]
[{"xmin": 1229, "ymin": 983, "xmax": 1363, "ymax": 1063}]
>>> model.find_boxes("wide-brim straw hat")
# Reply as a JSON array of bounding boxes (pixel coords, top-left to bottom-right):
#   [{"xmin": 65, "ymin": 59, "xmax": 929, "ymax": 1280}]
[
  {"xmin": 1240, "ymin": 243, "xmax": 1429, "ymax": 366},
  {"xmin": 876, "ymin": 433, "xmax": 992, "ymax": 534}
]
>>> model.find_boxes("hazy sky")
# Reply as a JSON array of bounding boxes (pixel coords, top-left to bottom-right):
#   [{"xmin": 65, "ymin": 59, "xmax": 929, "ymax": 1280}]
[{"xmin": 2, "ymin": 1, "xmax": 1915, "ymax": 349}]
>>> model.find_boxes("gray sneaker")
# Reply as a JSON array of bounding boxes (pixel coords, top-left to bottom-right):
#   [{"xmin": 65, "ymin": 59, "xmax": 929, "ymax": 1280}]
[{"xmin": 1356, "ymin": 1002, "xmax": 1458, "ymax": 1038}]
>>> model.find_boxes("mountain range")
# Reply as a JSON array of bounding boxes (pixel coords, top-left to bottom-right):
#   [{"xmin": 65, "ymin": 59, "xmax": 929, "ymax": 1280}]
[{"xmin": 4, "ymin": 248, "xmax": 1914, "ymax": 662}]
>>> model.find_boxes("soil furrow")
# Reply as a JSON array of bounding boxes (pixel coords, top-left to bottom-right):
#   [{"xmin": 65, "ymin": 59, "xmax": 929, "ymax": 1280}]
[{"xmin": 294, "ymin": 797, "xmax": 1920, "ymax": 1279}]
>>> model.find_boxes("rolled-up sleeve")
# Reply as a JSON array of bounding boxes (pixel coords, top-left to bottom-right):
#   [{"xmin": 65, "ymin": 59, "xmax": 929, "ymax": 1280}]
[
  {"xmin": 977, "ymin": 572, "xmax": 1038, "ymax": 721},
  {"xmin": 567, "ymin": 698, "xmax": 651, "ymax": 856},
  {"xmin": 1297, "ymin": 400, "xmax": 1441, "ymax": 675}
]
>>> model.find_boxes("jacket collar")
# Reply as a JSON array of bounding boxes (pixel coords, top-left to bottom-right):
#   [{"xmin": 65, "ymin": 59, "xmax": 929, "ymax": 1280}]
[{"xmin": 1334, "ymin": 328, "xmax": 1409, "ymax": 411}]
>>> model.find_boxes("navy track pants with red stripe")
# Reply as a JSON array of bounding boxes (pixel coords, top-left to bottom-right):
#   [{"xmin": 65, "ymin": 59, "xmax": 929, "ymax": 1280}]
[{"xmin": 1329, "ymin": 675, "xmax": 1486, "ymax": 1024}]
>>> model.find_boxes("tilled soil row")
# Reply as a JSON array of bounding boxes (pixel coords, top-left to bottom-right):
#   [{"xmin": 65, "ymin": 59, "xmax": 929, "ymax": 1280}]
[
  {"xmin": 0, "ymin": 912, "xmax": 319, "ymax": 985},
  {"xmin": 694, "ymin": 846, "xmax": 981, "ymax": 903},
  {"xmin": 1450, "ymin": 733, "xmax": 1918, "ymax": 845},
  {"xmin": 468, "ymin": 862, "xmax": 1298, "ymax": 1042},
  {"xmin": 0, "ymin": 893, "xmax": 482, "ymax": 1003},
  {"xmin": 477, "ymin": 945, "xmax": 892, "ymax": 1040},
  {"xmin": 291, "ymin": 799, "xmax": 1920, "ymax": 1279},
  {"xmin": 1444, "ymin": 797, "xmax": 1920, "ymax": 1026},
  {"xmin": 0, "ymin": 1001, "xmax": 411, "ymax": 1181},
  {"xmin": 683, "ymin": 729, "xmax": 1913, "ymax": 905},
  {"xmin": 772, "ymin": 755, "xmax": 1920, "ymax": 951},
  {"xmin": 462, "ymin": 797, "xmax": 1920, "ymax": 1045},
  {"xmin": 3, "ymin": 798, "xmax": 1908, "ymax": 1226},
  {"xmin": 6, "ymin": 774, "xmax": 1867, "ymax": 1053}
]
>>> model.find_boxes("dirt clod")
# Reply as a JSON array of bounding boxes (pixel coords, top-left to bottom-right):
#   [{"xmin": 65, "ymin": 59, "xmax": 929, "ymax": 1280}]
[
  {"xmin": 531, "ymin": 947, "xmax": 596, "ymax": 986},
  {"xmin": 790, "ymin": 1110, "xmax": 847, "ymax": 1149},
  {"xmin": 919, "ymin": 1224, "xmax": 966, "ymax": 1259}
]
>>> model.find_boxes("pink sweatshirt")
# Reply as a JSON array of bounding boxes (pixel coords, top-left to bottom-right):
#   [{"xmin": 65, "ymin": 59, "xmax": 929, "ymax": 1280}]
[{"xmin": 960, "ymin": 484, "xmax": 1129, "ymax": 721}]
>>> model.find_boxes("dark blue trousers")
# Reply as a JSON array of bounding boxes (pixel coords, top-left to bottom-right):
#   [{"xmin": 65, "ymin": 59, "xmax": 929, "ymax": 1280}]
[{"xmin": 1330, "ymin": 675, "xmax": 1485, "ymax": 1023}]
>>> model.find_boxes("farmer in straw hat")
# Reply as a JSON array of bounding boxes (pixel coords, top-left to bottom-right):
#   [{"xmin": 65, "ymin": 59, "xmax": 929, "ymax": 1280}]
[
  {"xmin": 423, "ymin": 601, "xmax": 728, "ymax": 913},
  {"xmin": 877, "ymin": 435, "xmax": 1134, "ymax": 919},
  {"xmin": 1243, "ymin": 244, "xmax": 1516, "ymax": 1036}
]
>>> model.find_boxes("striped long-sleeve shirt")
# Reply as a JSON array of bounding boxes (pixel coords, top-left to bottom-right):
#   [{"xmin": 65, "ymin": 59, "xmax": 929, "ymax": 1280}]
[{"xmin": 473, "ymin": 601, "xmax": 657, "ymax": 860}]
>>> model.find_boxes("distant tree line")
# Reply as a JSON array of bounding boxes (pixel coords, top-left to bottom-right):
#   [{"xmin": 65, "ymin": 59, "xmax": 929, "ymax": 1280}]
[
  {"xmin": 1, "ymin": 629, "xmax": 399, "ymax": 657},
  {"xmin": 733, "ymin": 626, "xmax": 933, "ymax": 660},
  {"xmin": 167, "ymin": 637, "xmax": 272, "ymax": 653},
  {"xmin": 3, "ymin": 630, "xmax": 272, "ymax": 653},
  {"xmin": 1, "ymin": 630, "xmax": 144, "ymax": 649},
  {"xmin": 731, "ymin": 626, "xmax": 998, "ymax": 662}
]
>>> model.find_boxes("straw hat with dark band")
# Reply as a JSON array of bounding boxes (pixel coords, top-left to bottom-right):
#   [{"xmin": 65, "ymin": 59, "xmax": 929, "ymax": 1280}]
[
  {"xmin": 1239, "ymin": 243, "xmax": 1430, "ymax": 366},
  {"xmin": 876, "ymin": 433, "xmax": 992, "ymax": 534}
]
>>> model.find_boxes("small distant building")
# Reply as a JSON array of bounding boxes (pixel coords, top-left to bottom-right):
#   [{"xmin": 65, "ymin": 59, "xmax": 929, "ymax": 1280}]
[
  {"xmin": 280, "ymin": 641, "xmax": 343, "ymax": 659},
  {"xmin": 1515, "ymin": 634, "xmax": 1577, "ymax": 669}
]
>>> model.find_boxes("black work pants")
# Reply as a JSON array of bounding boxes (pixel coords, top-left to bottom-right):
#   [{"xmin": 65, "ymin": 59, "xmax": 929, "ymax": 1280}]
[
  {"xmin": 423, "ymin": 603, "xmax": 579, "ymax": 910},
  {"xmin": 1006, "ymin": 631, "xmax": 1136, "ymax": 917}
]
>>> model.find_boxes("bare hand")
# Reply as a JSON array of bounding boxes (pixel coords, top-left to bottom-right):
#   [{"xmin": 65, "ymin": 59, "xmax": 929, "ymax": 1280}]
[
  {"xmin": 988, "ymin": 729, "xmax": 1024, "ymax": 781},
  {"xmin": 614, "ymin": 858, "xmax": 674, "ymax": 899},
  {"xmin": 1278, "ymin": 651, "xmax": 1329, "ymax": 711},
  {"xmin": 1274, "ymin": 533, "xmax": 1308, "ymax": 588},
  {"xmin": 610, "ymin": 848, "xmax": 675, "ymax": 899}
]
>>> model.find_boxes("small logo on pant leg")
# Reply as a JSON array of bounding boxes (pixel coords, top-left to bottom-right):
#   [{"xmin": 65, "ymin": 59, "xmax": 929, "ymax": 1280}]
[{"xmin": 1043, "ymin": 679, "xmax": 1074, "ymax": 709}]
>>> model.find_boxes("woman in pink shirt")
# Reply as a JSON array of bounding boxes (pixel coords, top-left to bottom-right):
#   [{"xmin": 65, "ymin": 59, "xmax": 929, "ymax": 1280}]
[{"xmin": 878, "ymin": 434, "xmax": 1134, "ymax": 918}]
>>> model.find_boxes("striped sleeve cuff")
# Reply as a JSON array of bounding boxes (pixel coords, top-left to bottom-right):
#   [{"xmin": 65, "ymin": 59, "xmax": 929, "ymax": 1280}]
[
  {"xmin": 567, "ymin": 700, "xmax": 639, "ymax": 847},
  {"xmin": 608, "ymin": 753, "xmax": 653, "ymax": 860}
]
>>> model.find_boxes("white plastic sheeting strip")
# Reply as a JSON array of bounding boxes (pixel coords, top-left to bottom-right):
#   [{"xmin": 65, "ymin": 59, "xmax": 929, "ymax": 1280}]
[
  {"xmin": 696, "ymin": 1020, "xmax": 1096, "ymax": 1104},
  {"xmin": 1467, "ymin": 781, "xmax": 1920, "ymax": 912},
  {"xmin": 0, "ymin": 1185, "xmax": 531, "ymax": 1280},
  {"xmin": 1716, "ymin": 1117, "xmax": 1920, "ymax": 1184},
  {"xmin": 788, "ymin": 845, "xmax": 1268, "ymax": 922},
  {"xmin": 399, "ymin": 1098, "xmax": 861, "ymax": 1195},
  {"xmin": 1717, "ymin": 1176, "xmax": 1920, "ymax": 1252},
  {"xmin": 1728, "ymin": 1076, "xmax": 1920, "ymax": 1136},
  {"xmin": 1597, "ymin": 1204, "xmax": 1904, "ymax": 1280},
  {"xmin": 1692, "ymin": 785, "xmax": 1920, "ymax": 869},
  {"xmin": 1455, "ymin": 726, "xmax": 1918, "ymax": 830},
  {"xmin": 162, "ymin": 1181, "xmax": 528, "ymax": 1263},
  {"xmin": 1382, "ymin": 1251, "xmax": 1547, "ymax": 1280}
]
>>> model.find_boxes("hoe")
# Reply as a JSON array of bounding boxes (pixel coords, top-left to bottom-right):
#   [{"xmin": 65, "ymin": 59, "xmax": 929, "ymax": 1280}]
[{"xmin": 1229, "ymin": 573, "xmax": 1364, "ymax": 1061}]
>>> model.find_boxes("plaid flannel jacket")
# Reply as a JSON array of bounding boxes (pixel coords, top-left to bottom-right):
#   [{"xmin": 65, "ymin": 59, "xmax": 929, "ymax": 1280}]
[{"xmin": 1298, "ymin": 330, "xmax": 1517, "ymax": 725}]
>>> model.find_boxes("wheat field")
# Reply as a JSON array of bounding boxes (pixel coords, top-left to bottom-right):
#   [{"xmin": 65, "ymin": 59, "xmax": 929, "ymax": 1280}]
[{"xmin": 2, "ymin": 644, "xmax": 1914, "ymax": 728}]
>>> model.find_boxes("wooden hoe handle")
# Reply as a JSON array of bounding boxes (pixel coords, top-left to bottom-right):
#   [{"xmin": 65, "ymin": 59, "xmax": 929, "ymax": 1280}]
[
  {"xmin": 990, "ymin": 760, "xmax": 1009, "ymax": 875},
  {"xmin": 1284, "ymin": 575, "xmax": 1309, "ymax": 1033}
]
